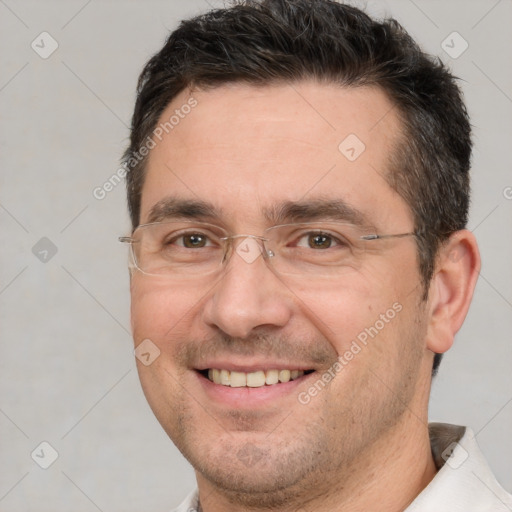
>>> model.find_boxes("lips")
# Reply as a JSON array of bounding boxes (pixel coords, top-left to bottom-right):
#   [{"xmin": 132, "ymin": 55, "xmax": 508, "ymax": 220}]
[{"xmin": 194, "ymin": 363, "xmax": 318, "ymax": 409}]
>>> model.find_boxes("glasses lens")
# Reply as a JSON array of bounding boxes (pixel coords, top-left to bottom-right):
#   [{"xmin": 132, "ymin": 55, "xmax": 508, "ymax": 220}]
[
  {"xmin": 127, "ymin": 221, "xmax": 382, "ymax": 279},
  {"xmin": 132, "ymin": 222, "xmax": 226, "ymax": 276},
  {"xmin": 264, "ymin": 222, "xmax": 368, "ymax": 277}
]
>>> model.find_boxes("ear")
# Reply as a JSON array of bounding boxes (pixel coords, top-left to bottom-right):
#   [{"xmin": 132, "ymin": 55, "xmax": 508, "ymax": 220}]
[{"xmin": 425, "ymin": 230, "xmax": 481, "ymax": 354}]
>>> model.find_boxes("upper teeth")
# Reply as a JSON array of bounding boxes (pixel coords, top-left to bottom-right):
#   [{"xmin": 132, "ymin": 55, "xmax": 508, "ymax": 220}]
[{"xmin": 207, "ymin": 369, "xmax": 305, "ymax": 387}]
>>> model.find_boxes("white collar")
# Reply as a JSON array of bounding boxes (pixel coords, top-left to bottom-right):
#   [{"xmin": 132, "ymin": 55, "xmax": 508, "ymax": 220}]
[{"xmin": 405, "ymin": 423, "xmax": 512, "ymax": 511}]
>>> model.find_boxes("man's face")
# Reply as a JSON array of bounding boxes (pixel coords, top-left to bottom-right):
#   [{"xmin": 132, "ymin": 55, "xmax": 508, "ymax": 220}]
[{"xmin": 130, "ymin": 82, "xmax": 433, "ymax": 503}]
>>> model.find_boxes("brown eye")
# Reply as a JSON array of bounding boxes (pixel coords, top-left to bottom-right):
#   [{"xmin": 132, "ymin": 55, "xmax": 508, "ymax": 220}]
[
  {"xmin": 308, "ymin": 233, "xmax": 333, "ymax": 249},
  {"xmin": 163, "ymin": 231, "xmax": 214, "ymax": 249},
  {"xmin": 182, "ymin": 233, "xmax": 208, "ymax": 248},
  {"xmin": 293, "ymin": 231, "xmax": 347, "ymax": 250}
]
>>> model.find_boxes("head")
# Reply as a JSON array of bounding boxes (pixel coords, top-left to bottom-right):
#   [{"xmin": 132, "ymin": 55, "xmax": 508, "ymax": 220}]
[
  {"xmin": 122, "ymin": 0, "xmax": 480, "ymax": 506},
  {"xmin": 124, "ymin": 0, "xmax": 473, "ymax": 376}
]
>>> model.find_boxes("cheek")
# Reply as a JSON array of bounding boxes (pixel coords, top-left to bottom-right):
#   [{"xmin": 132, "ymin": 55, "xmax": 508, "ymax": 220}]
[
  {"xmin": 130, "ymin": 276, "xmax": 201, "ymax": 344},
  {"xmin": 292, "ymin": 263, "xmax": 418, "ymax": 381},
  {"xmin": 291, "ymin": 272, "xmax": 398, "ymax": 344}
]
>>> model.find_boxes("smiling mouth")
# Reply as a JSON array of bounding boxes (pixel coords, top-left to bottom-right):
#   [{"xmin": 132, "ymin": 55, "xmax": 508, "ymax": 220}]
[{"xmin": 198, "ymin": 368, "xmax": 315, "ymax": 388}]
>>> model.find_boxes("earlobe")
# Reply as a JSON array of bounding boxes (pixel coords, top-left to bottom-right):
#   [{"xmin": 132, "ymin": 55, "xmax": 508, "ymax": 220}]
[{"xmin": 425, "ymin": 230, "xmax": 481, "ymax": 354}]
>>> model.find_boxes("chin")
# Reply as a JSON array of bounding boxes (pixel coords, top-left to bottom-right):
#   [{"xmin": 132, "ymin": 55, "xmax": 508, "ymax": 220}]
[{"xmin": 177, "ymin": 428, "xmax": 331, "ymax": 506}]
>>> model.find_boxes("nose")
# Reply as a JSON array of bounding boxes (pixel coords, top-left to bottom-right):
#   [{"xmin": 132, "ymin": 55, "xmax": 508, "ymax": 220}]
[{"xmin": 201, "ymin": 236, "xmax": 293, "ymax": 339}]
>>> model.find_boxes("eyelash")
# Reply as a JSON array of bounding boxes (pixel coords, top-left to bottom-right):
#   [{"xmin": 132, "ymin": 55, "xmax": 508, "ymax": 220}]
[
  {"xmin": 166, "ymin": 232, "xmax": 214, "ymax": 247},
  {"xmin": 166, "ymin": 230, "xmax": 349, "ymax": 249}
]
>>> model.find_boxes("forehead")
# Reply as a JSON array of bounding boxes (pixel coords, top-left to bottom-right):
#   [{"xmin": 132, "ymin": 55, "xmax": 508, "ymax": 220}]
[{"xmin": 140, "ymin": 81, "xmax": 411, "ymax": 230}]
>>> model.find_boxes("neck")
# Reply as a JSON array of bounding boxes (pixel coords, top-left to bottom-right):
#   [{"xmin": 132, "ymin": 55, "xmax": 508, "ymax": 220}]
[{"xmin": 196, "ymin": 413, "xmax": 437, "ymax": 512}]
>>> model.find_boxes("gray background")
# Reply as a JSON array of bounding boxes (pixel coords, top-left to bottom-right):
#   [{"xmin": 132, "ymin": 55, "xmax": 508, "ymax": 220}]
[{"xmin": 0, "ymin": 0, "xmax": 510, "ymax": 510}]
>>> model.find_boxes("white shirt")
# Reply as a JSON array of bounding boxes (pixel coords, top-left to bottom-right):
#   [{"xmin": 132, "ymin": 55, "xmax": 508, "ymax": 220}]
[{"xmin": 171, "ymin": 423, "xmax": 512, "ymax": 512}]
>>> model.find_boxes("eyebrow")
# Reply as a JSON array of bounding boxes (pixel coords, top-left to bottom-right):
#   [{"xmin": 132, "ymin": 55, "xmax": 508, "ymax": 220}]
[
  {"xmin": 264, "ymin": 198, "xmax": 369, "ymax": 226},
  {"xmin": 145, "ymin": 195, "xmax": 371, "ymax": 228},
  {"xmin": 147, "ymin": 196, "xmax": 219, "ymax": 224}
]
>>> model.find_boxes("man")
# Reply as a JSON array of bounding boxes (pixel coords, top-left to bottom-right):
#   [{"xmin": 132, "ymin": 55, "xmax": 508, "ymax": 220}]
[{"xmin": 120, "ymin": 1, "xmax": 512, "ymax": 510}]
